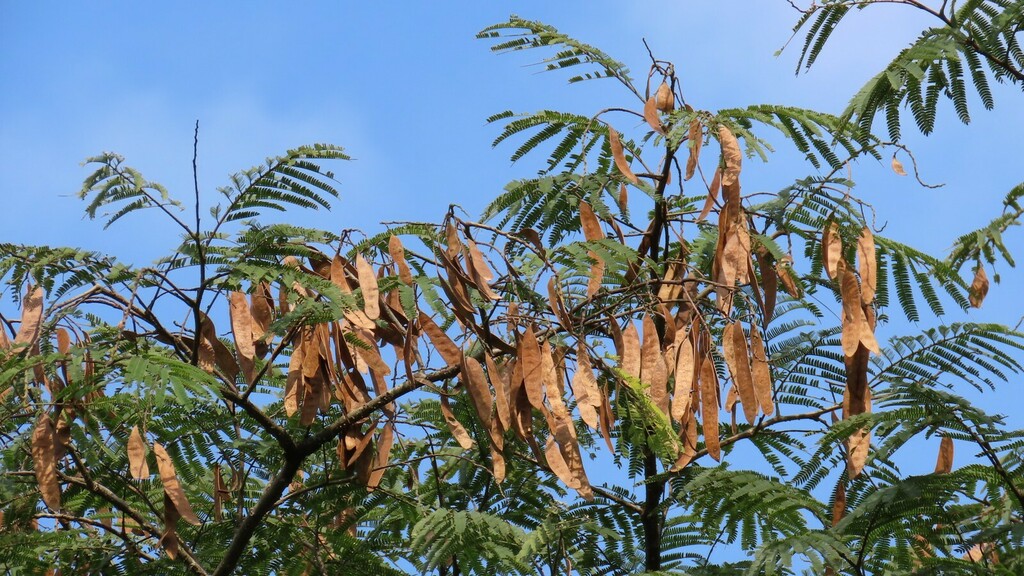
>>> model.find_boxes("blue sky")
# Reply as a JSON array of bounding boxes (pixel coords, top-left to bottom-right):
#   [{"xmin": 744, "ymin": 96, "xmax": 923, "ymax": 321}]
[
  {"xmin": 4, "ymin": 0, "xmax": 1020, "ymax": 390},
  {"xmin": 3, "ymin": 0, "xmax": 1023, "ymax": 541}
]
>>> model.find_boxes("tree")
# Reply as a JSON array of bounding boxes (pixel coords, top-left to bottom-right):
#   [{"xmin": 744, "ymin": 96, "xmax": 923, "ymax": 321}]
[{"xmin": 2, "ymin": 6, "xmax": 1023, "ymax": 576}]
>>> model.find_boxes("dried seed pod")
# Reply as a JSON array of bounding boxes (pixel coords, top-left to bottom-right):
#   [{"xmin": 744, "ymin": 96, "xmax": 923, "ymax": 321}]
[
  {"xmin": 32, "ymin": 414, "xmax": 61, "ymax": 511},
  {"xmin": 655, "ymin": 81, "xmax": 674, "ymax": 112},
  {"xmin": 127, "ymin": 426, "xmax": 150, "ymax": 479},
  {"xmin": 969, "ymin": 265, "xmax": 989, "ymax": 308},
  {"xmin": 891, "ymin": 155, "xmax": 907, "ymax": 176}
]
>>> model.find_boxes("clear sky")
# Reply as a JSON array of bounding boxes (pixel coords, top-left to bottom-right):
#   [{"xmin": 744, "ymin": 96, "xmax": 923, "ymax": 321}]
[{"xmin": 3, "ymin": 0, "xmax": 1022, "ymax": 512}]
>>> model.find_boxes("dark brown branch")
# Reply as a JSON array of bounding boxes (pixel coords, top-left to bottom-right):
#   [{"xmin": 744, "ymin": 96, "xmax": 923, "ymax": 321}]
[
  {"xmin": 60, "ymin": 473, "xmax": 209, "ymax": 575},
  {"xmin": 36, "ymin": 512, "xmax": 159, "ymax": 562},
  {"xmin": 210, "ymin": 455, "xmax": 303, "ymax": 576}
]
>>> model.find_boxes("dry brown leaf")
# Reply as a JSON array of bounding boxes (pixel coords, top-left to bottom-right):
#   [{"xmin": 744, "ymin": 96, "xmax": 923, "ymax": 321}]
[
  {"xmin": 445, "ymin": 222, "xmax": 462, "ymax": 260},
  {"xmin": 697, "ymin": 168, "xmax": 722, "ymax": 223},
  {"xmin": 14, "ymin": 285, "xmax": 44, "ymax": 348},
  {"xmin": 572, "ymin": 345, "xmax": 601, "ymax": 430},
  {"xmin": 56, "ymin": 328, "xmax": 71, "ymax": 355},
  {"xmin": 154, "ymin": 443, "xmax": 201, "ymax": 525},
  {"xmin": 162, "ymin": 492, "xmax": 180, "ymax": 559},
  {"xmin": 53, "ymin": 416, "xmax": 70, "ymax": 460},
  {"xmin": 700, "ymin": 355, "xmax": 721, "ymax": 461},
  {"xmin": 356, "ymin": 254, "xmax": 380, "ymax": 320},
  {"xmin": 32, "ymin": 414, "xmax": 61, "ymax": 510},
  {"xmin": 331, "ymin": 256, "xmax": 374, "ymax": 330},
  {"xmin": 512, "ymin": 379, "xmax": 535, "ymax": 445},
  {"xmin": 643, "ymin": 96, "xmax": 665, "ymax": 134},
  {"xmin": 466, "ymin": 237, "xmax": 499, "ymax": 301},
  {"xmin": 490, "ymin": 436, "xmax": 507, "ymax": 483},
  {"xmin": 418, "ymin": 312, "xmax": 462, "ymax": 366},
  {"xmin": 842, "ymin": 340, "xmax": 872, "ymax": 480},
  {"xmin": 212, "ymin": 464, "xmax": 227, "ymax": 522},
  {"xmin": 277, "ymin": 278, "xmax": 292, "ymax": 316},
  {"xmin": 657, "ymin": 259, "xmax": 685, "ymax": 305},
  {"xmin": 388, "ymin": 235, "xmax": 414, "ymax": 286},
  {"xmin": 579, "ymin": 201, "xmax": 603, "ymax": 242},
  {"xmin": 660, "ymin": 303, "xmax": 678, "ymax": 358},
  {"xmin": 672, "ymin": 330, "xmax": 695, "ymax": 424},
  {"xmin": 891, "ymin": 155, "xmax": 908, "ymax": 176},
  {"xmin": 608, "ymin": 126, "xmax": 639, "ymax": 185},
  {"xmin": 717, "ymin": 183, "xmax": 752, "ymax": 290},
  {"xmin": 462, "ymin": 357, "xmax": 494, "ymax": 430},
  {"xmin": 655, "ymin": 81, "xmax": 674, "ymax": 112},
  {"xmin": 775, "ymin": 256, "xmax": 802, "ymax": 298},
  {"xmin": 963, "ymin": 542, "xmax": 999, "ymax": 563},
  {"xmin": 547, "ymin": 276, "xmax": 572, "ymax": 328},
  {"xmin": 640, "ymin": 315, "xmax": 669, "ymax": 415},
  {"xmin": 749, "ymin": 322, "xmax": 774, "ymax": 416},
  {"xmin": 598, "ymin": 383, "xmax": 615, "ymax": 452},
  {"xmin": 847, "ymin": 427, "xmax": 871, "ymax": 479},
  {"xmin": 822, "ymin": 221, "xmax": 842, "ymax": 281},
  {"xmin": 340, "ymin": 423, "xmax": 378, "ymax": 470},
  {"xmin": 0, "ymin": 323, "xmax": 11, "ymax": 351},
  {"xmin": 620, "ymin": 321, "xmax": 641, "ymax": 380},
  {"xmin": 544, "ymin": 436, "xmax": 579, "ymax": 489},
  {"xmin": 438, "ymin": 272, "xmax": 475, "ymax": 329},
  {"xmin": 348, "ymin": 327, "xmax": 391, "ymax": 378},
  {"xmin": 540, "ymin": 340, "xmax": 562, "ymax": 404},
  {"xmin": 520, "ymin": 326, "xmax": 546, "ymax": 410},
  {"xmin": 518, "ymin": 228, "xmax": 545, "ymax": 256},
  {"xmin": 127, "ymin": 425, "xmax": 150, "ymax": 480},
  {"xmin": 301, "ymin": 327, "xmax": 321, "ymax": 379},
  {"xmin": 724, "ymin": 384, "xmax": 738, "ymax": 414},
  {"xmin": 486, "ymin": 354, "xmax": 512, "ymax": 433},
  {"xmin": 300, "ymin": 370, "xmax": 325, "ymax": 426},
  {"xmin": 250, "ymin": 282, "xmax": 274, "ymax": 355},
  {"xmin": 756, "ymin": 249, "xmax": 778, "ymax": 324},
  {"xmin": 229, "ymin": 291, "xmax": 256, "ymax": 385},
  {"xmin": 285, "ymin": 340, "xmax": 304, "ymax": 417},
  {"xmin": 685, "ymin": 119, "xmax": 702, "ymax": 181},
  {"xmin": 723, "ymin": 323, "xmax": 758, "ymax": 425},
  {"xmin": 840, "ymin": 264, "xmax": 880, "ymax": 356},
  {"xmin": 934, "ymin": 436, "xmax": 954, "ymax": 474},
  {"xmin": 544, "ymin": 349, "xmax": 593, "ymax": 501},
  {"xmin": 587, "ymin": 256, "xmax": 604, "ymax": 299},
  {"xmin": 832, "ymin": 479, "xmax": 846, "ymax": 527},
  {"xmin": 366, "ymin": 421, "xmax": 394, "ymax": 491},
  {"xmin": 969, "ymin": 265, "xmax": 989, "ymax": 308},
  {"xmin": 843, "ymin": 346, "xmax": 871, "ymax": 419},
  {"xmin": 671, "ymin": 412, "xmax": 699, "ymax": 472},
  {"xmin": 558, "ymin": 435, "xmax": 594, "ymax": 500},
  {"xmin": 717, "ymin": 125, "xmax": 742, "ymax": 187},
  {"xmin": 440, "ymin": 395, "xmax": 474, "ymax": 450},
  {"xmin": 198, "ymin": 313, "xmax": 239, "ymax": 381},
  {"xmin": 857, "ymin": 227, "xmax": 876, "ymax": 305}
]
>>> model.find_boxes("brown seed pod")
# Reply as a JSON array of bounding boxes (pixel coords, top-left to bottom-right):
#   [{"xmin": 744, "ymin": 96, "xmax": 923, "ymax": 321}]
[{"xmin": 655, "ymin": 81, "xmax": 675, "ymax": 112}]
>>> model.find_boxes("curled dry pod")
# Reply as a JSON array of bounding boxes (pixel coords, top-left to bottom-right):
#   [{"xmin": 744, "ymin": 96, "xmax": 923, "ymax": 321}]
[
  {"xmin": 153, "ymin": 443, "xmax": 201, "ymax": 525},
  {"xmin": 969, "ymin": 265, "xmax": 989, "ymax": 308},
  {"xmin": 891, "ymin": 154, "xmax": 908, "ymax": 176},
  {"xmin": 14, "ymin": 285, "xmax": 44, "ymax": 348},
  {"xmin": 32, "ymin": 414, "xmax": 61, "ymax": 511},
  {"xmin": 127, "ymin": 426, "xmax": 150, "ymax": 479},
  {"xmin": 822, "ymin": 221, "xmax": 842, "ymax": 281},
  {"xmin": 608, "ymin": 126, "xmax": 639, "ymax": 185},
  {"xmin": 643, "ymin": 96, "xmax": 665, "ymax": 135},
  {"xmin": 717, "ymin": 124, "xmax": 742, "ymax": 187},
  {"xmin": 934, "ymin": 436, "xmax": 954, "ymax": 474},
  {"xmin": 655, "ymin": 81, "xmax": 674, "ymax": 112}
]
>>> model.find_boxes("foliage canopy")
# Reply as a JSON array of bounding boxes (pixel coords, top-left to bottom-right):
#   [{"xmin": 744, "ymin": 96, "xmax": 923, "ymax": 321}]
[{"xmin": 2, "ymin": 3, "xmax": 1023, "ymax": 575}]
